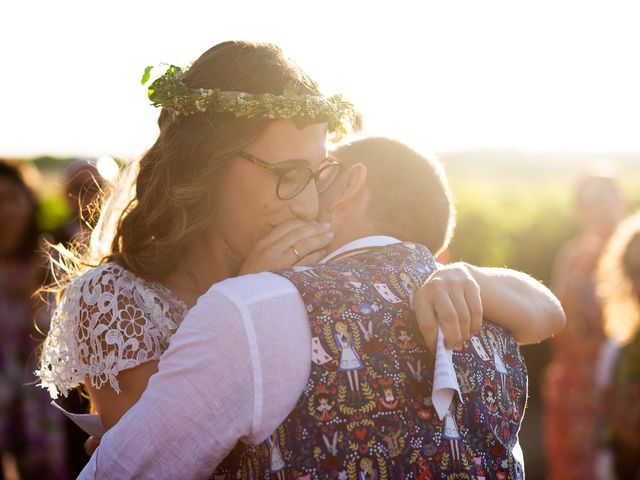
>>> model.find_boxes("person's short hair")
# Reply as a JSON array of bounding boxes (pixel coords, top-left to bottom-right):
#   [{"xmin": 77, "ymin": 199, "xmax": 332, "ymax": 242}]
[{"xmin": 332, "ymin": 137, "xmax": 455, "ymax": 255}]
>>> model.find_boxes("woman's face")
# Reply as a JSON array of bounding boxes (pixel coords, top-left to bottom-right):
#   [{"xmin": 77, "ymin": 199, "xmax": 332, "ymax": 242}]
[
  {"xmin": 210, "ymin": 119, "xmax": 328, "ymax": 264},
  {"xmin": 0, "ymin": 177, "xmax": 33, "ymax": 256}
]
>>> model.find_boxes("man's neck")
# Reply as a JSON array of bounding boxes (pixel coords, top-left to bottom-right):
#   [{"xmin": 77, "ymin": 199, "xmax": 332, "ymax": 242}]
[
  {"xmin": 321, "ymin": 233, "xmax": 400, "ymax": 264},
  {"xmin": 325, "ymin": 222, "xmax": 380, "ymax": 257}
]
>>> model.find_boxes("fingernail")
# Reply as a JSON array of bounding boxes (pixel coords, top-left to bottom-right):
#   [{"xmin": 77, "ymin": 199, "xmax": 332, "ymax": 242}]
[
  {"xmin": 322, "ymin": 222, "xmax": 331, "ymax": 229},
  {"xmin": 326, "ymin": 231, "xmax": 335, "ymax": 239}
]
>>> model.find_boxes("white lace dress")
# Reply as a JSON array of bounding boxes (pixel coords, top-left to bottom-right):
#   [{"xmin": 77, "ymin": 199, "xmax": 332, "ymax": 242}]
[{"xmin": 36, "ymin": 262, "xmax": 188, "ymax": 399}]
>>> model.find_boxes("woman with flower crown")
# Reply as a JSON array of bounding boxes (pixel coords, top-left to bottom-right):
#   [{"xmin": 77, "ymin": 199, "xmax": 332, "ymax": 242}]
[{"xmin": 37, "ymin": 41, "xmax": 352, "ymax": 429}]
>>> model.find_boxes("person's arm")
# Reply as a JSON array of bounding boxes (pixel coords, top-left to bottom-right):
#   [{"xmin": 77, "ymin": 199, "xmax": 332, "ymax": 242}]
[
  {"xmin": 467, "ymin": 263, "xmax": 565, "ymax": 343},
  {"xmin": 86, "ymin": 361, "xmax": 159, "ymax": 430},
  {"xmin": 413, "ymin": 262, "xmax": 565, "ymax": 351},
  {"xmin": 79, "ymin": 290, "xmax": 256, "ymax": 480}
]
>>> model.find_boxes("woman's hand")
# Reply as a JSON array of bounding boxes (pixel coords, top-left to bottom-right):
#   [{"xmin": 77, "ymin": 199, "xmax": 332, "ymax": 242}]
[
  {"xmin": 413, "ymin": 263, "xmax": 483, "ymax": 354},
  {"xmin": 413, "ymin": 261, "xmax": 565, "ymax": 353},
  {"xmin": 239, "ymin": 219, "xmax": 334, "ymax": 275}
]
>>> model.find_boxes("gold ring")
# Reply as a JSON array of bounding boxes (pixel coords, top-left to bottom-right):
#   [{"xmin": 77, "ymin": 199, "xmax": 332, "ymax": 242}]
[{"xmin": 292, "ymin": 246, "xmax": 302, "ymax": 260}]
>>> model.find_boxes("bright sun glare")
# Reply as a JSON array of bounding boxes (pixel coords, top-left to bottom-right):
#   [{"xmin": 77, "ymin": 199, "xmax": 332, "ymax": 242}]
[{"xmin": 2, "ymin": 1, "xmax": 639, "ymax": 158}]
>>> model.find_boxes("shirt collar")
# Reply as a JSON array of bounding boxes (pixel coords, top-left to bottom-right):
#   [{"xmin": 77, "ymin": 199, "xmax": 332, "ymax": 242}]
[{"xmin": 320, "ymin": 236, "xmax": 401, "ymax": 264}]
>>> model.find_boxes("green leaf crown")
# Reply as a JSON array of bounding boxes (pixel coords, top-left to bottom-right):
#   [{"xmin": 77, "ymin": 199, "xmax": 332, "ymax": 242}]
[{"xmin": 142, "ymin": 65, "xmax": 358, "ymax": 135}]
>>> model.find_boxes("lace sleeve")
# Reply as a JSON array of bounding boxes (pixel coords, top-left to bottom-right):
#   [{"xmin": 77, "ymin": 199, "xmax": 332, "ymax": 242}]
[{"xmin": 36, "ymin": 263, "xmax": 186, "ymax": 398}]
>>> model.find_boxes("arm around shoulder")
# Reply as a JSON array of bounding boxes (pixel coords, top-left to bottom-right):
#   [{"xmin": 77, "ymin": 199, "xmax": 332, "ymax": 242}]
[{"xmin": 465, "ymin": 263, "xmax": 566, "ymax": 344}]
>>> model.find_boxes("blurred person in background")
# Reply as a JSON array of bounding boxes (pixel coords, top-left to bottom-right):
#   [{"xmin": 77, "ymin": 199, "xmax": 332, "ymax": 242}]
[
  {"xmin": 0, "ymin": 160, "xmax": 67, "ymax": 479},
  {"xmin": 597, "ymin": 210, "xmax": 640, "ymax": 479},
  {"xmin": 52, "ymin": 159, "xmax": 103, "ymax": 245},
  {"xmin": 543, "ymin": 172, "xmax": 626, "ymax": 480}
]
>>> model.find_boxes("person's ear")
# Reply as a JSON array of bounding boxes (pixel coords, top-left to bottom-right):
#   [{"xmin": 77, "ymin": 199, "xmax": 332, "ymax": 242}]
[{"xmin": 327, "ymin": 163, "xmax": 368, "ymax": 211}]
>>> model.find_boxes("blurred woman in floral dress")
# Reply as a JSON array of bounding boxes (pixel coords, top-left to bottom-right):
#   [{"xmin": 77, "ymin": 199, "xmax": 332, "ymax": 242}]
[{"xmin": 543, "ymin": 173, "xmax": 626, "ymax": 479}]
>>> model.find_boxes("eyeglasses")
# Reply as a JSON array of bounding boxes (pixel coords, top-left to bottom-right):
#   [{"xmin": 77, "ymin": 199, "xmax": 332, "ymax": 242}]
[{"xmin": 237, "ymin": 151, "xmax": 342, "ymax": 200}]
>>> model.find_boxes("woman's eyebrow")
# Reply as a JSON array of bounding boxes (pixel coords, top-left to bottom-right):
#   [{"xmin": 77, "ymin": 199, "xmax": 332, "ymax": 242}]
[{"xmin": 271, "ymin": 150, "xmax": 327, "ymax": 168}]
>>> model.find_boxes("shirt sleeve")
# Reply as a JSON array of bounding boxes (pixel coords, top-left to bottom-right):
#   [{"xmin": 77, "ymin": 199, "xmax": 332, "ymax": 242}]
[
  {"xmin": 80, "ymin": 289, "xmax": 255, "ymax": 480},
  {"xmin": 229, "ymin": 275, "xmax": 312, "ymax": 443}
]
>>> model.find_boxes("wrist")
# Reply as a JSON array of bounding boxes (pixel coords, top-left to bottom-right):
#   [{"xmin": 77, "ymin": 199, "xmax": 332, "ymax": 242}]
[{"xmin": 460, "ymin": 262, "xmax": 483, "ymax": 287}]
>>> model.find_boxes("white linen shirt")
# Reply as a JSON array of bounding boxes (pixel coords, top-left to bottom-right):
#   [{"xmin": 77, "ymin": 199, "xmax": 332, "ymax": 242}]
[{"xmin": 79, "ymin": 236, "xmax": 402, "ymax": 480}]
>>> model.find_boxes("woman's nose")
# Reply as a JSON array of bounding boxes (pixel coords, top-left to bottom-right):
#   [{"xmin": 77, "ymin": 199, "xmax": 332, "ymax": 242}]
[{"xmin": 289, "ymin": 181, "xmax": 319, "ymax": 221}]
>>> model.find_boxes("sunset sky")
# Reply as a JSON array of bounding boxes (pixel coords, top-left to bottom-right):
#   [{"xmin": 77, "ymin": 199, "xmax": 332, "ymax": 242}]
[{"xmin": 2, "ymin": 0, "xmax": 639, "ymax": 159}]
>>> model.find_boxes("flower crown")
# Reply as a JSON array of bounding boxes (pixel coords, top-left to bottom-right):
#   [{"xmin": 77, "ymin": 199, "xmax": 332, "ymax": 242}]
[{"xmin": 142, "ymin": 65, "xmax": 358, "ymax": 135}]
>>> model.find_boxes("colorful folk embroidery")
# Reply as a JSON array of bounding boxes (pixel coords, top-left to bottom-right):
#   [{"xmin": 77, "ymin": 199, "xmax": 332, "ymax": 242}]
[{"xmin": 213, "ymin": 243, "xmax": 527, "ymax": 480}]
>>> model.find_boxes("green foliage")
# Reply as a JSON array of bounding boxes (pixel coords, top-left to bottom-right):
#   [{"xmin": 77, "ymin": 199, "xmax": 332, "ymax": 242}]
[
  {"xmin": 143, "ymin": 63, "xmax": 357, "ymax": 135},
  {"xmin": 443, "ymin": 152, "xmax": 640, "ymax": 286},
  {"xmin": 32, "ymin": 156, "xmax": 68, "ymax": 171},
  {"xmin": 141, "ymin": 65, "xmax": 154, "ymax": 85},
  {"xmin": 38, "ymin": 194, "xmax": 69, "ymax": 232},
  {"xmin": 448, "ymin": 180, "xmax": 577, "ymax": 285}
]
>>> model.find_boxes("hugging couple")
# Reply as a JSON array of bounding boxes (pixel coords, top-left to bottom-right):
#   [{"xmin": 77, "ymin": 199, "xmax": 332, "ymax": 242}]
[{"xmin": 37, "ymin": 40, "xmax": 564, "ymax": 479}]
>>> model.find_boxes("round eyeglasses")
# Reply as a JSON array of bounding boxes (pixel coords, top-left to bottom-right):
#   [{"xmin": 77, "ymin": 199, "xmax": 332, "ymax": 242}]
[{"xmin": 237, "ymin": 151, "xmax": 342, "ymax": 200}]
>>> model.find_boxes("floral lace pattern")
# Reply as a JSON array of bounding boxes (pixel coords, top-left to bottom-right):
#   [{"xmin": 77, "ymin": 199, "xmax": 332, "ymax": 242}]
[{"xmin": 36, "ymin": 263, "xmax": 188, "ymax": 399}]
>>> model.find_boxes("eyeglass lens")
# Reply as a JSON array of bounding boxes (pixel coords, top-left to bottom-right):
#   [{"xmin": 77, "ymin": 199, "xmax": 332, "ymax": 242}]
[{"xmin": 277, "ymin": 162, "xmax": 340, "ymax": 199}]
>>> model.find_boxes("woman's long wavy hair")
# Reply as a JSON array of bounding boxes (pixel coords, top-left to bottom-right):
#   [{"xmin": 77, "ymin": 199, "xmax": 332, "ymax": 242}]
[
  {"xmin": 50, "ymin": 41, "xmax": 323, "ymax": 289},
  {"xmin": 597, "ymin": 210, "xmax": 640, "ymax": 344}
]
